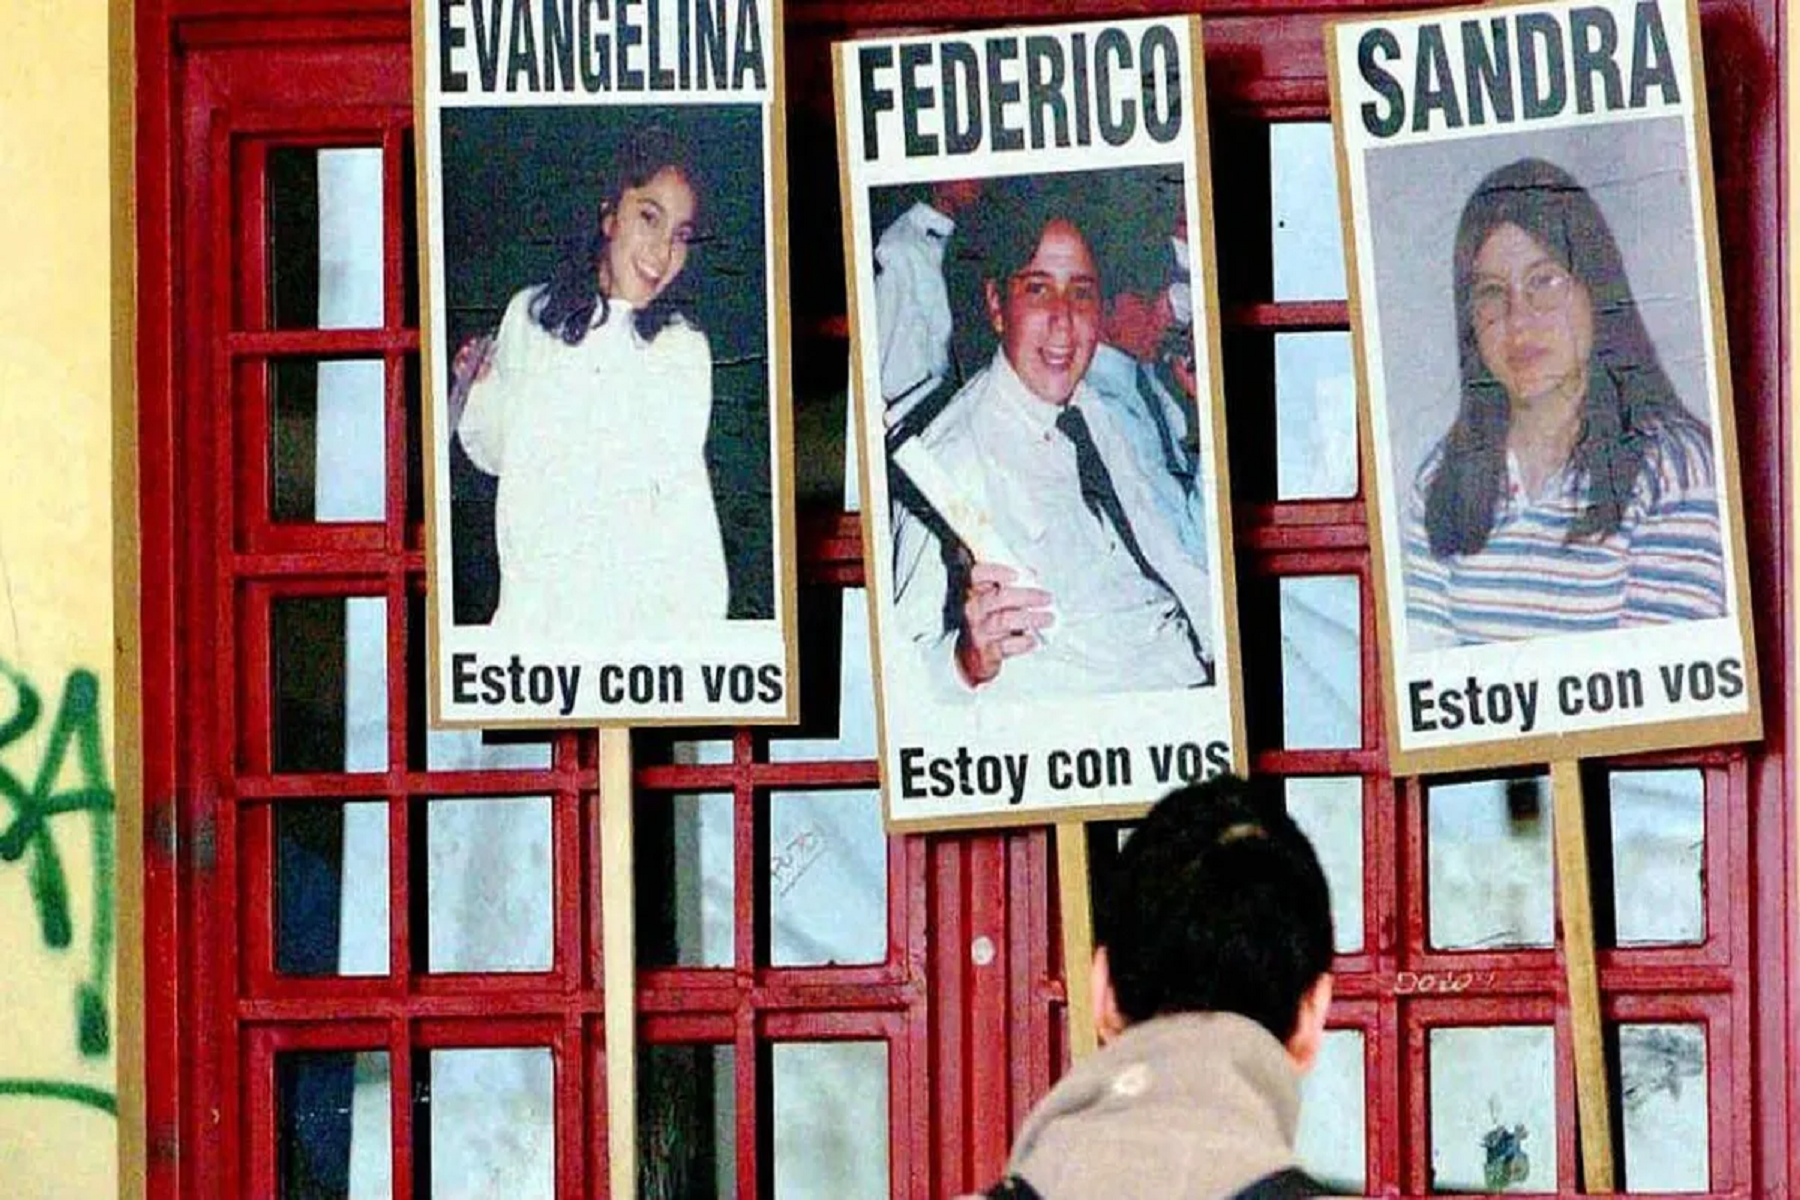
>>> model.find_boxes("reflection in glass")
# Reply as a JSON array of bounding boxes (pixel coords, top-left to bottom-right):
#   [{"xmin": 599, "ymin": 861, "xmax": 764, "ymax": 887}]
[
  {"xmin": 424, "ymin": 797, "xmax": 553, "ymax": 973},
  {"xmin": 1285, "ymin": 777, "xmax": 1363, "ymax": 954},
  {"xmin": 1279, "ymin": 576, "xmax": 1361, "ymax": 749},
  {"xmin": 410, "ymin": 596, "xmax": 553, "ymax": 773},
  {"xmin": 1429, "ymin": 1026, "xmax": 1557, "ymax": 1192},
  {"xmin": 268, "ymin": 147, "xmax": 384, "ymax": 330},
  {"xmin": 421, "ymin": 1048, "xmax": 555, "ymax": 1198},
  {"xmin": 640, "ymin": 1043, "xmax": 735, "ymax": 1199},
  {"xmin": 638, "ymin": 791, "xmax": 734, "ymax": 969},
  {"xmin": 769, "ymin": 589, "xmax": 876, "ymax": 763},
  {"xmin": 772, "ymin": 1041, "xmax": 887, "ymax": 1198},
  {"xmin": 1428, "ymin": 776, "xmax": 1553, "ymax": 950},
  {"xmin": 271, "ymin": 595, "xmax": 388, "ymax": 774},
  {"xmin": 275, "ymin": 800, "xmax": 389, "ymax": 978},
  {"xmin": 770, "ymin": 789, "xmax": 886, "ymax": 967},
  {"xmin": 1611, "ymin": 769, "xmax": 1704, "ymax": 945},
  {"xmin": 423, "ymin": 725, "xmax": 554, "ymax": 772},
  {"xmin": 1620, "ymin": 1023, "xmax": 1707, "ymax": 1192},
  {"xmin": 279, "ymin": 1050, "xmax": 390, "ymax": 1199},
  {"xmin": 1297, "ymin": 1030, "xmax": 1365, "ymax": 1191},
  {"xmin": 272, "ymin": 357, "xmax": 385, "ymax": 523},
  {"xmin": 1275, "ymin": 333, "xmax": 1357, "ymax": 500},
  {"xmin": 1270, "ymin": 123, "xmax": 1347, "ymax": 301}
]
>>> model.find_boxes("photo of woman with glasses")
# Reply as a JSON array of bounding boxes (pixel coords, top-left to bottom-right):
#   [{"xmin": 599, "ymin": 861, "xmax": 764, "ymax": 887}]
[{"xmin": 1402, "ymin": 156, "xmax": 1727, "ymax": 649}]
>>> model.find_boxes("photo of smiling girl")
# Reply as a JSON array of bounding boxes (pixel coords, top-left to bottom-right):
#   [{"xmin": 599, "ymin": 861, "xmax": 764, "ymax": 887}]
[
  {"xmin": 422, "ymin": 61, "xmax": 793, "ymax": 725},
  {"xmin": 451, "ymin": 124, "xmax": 729, "ymax": 639}
]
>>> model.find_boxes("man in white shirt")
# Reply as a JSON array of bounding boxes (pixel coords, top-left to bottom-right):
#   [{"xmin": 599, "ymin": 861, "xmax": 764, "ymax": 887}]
[
  {"xmin": 890, "ymin": 195, "xmax": 1216, "ymax": 700},
  {"xmin": 873, "ymin": 178, "xmax": 984, "ymax": 426}
]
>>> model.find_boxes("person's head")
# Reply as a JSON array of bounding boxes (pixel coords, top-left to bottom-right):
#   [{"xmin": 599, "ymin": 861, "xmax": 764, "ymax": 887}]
[
  {"xmin": 1425, "ymin": 157, "xmax": 1699, "ymax": 557},
  {"xmin": 1092, "ymin": 775, "xmax": 1334, "ymax": 1069},
  {"xmin": 929, "ymin": 177, "xmax": 984, "ymax": 216},
  {"xmin": 599, "ymin": 161, "xmax": 696, "ymax": 308},
  {"xmin": 982, "ymin": 211, "xmax": 1102, "ymax": 407},
  {"xmin": 532, "ymin": 124, "xmax": 700, "ymax": 346}
]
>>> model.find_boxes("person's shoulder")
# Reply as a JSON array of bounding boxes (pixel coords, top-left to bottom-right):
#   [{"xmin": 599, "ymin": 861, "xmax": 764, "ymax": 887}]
[
  {"xmin": 1640, "ymin": 412, "xmax": 1717, "ymax": 492},
  {"xmin": 493, "ymin": 285, "xmax": 543, "ymax": 335},
  {"xmin": 651, "ymin": 313, "xmax": 711, "ymax": 359},
  {"xmin": 1411, "ymin": 438, "xmax": 1450, "ymax": 494},
  {"xmin": 918, "ymin": 366, "xmax": 990, "ymax": 443},
  {"xmin": 878, "ymin": 200, "xmax": 950, "ymax": 249}
]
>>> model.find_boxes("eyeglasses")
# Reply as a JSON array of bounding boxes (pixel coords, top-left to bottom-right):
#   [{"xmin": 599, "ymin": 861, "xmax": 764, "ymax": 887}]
[{"xmin": 1469, "ymin": 263, "xmax": 1577, "ymax": 328}]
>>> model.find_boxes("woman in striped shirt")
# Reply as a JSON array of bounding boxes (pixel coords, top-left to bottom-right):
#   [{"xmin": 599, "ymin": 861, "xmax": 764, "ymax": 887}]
[{"xmin": 1404, "ymin": 157, "xmax": 1726, "ymax": 649}]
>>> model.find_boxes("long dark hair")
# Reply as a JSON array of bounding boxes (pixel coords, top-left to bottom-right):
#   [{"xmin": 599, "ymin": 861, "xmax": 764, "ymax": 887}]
[
  {"xmin": 1424, "ymin": 157, "xmax": 1703, "ymax": 557},
  {"xmin": 530, "ymin": 124, "xmax": 698, "ymax": 346}
]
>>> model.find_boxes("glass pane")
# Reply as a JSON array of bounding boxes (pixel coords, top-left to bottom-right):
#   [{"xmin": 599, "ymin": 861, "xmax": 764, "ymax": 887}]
[
  {"xmin": 1429, "ymin": 1026, "xmax": 1556, "ymax": 1192},
  {"xmin": 401, "ymin": 134, "xmax": 420, "ymax": 327},
  {"xmin": 1611, "ymin": 769, "xmax": 1704, "ymax": 946},
  {"xmin": 1297, "ymin": 1030, "xmax": 1365, "ymax": 1192},
  {"xmin": 1279, "ymin": 575, "xmax": 1361, "ymax": 749},
  {"xmin": 423, "ymin": 797, "xmax": 553, "ymax": 974},
  {"xmin": 270, "ymin": 358, "xmax": 385, "ymax": 523},
  {"xmin": 792, "ymin": 374, "xmax": 854, "ymax": 513},
  {"xmin": 268, "ymin": 147, "xmax": 383, "ymax": 330},
  {"xmin": 1270, "ymin": 123, "xmax": 1347, "ymax": 301},
  {"xmin": 1428, "ymin": 776, "xmax": 1552, "ymax": 950},
  {"xmin": 423, "ymin": 726, "xmax": 554, "ymax": 772},
  {"xmin": 272, "ymin": 595, "xmax": 388, "ymax": 773},
  {"xmin": 769, "ymin": 589, "xmax": 876, "ymax": 763},
  {"xmin": 278, "ymin": 1050, "xmax": 389, "ymax": 1199},
  {"xmin": 406, "ymin": 355, "xmax": 424, "ymax": 528},
  {"xmin": 1621, "ymin": 1024, "xmax": 1708, "ymax": 1192},
  {"xmin": 408, "ymin": 593, "xmax": 553, "ymax": 771},
  {"xmin": 638, "ymin": 792, "xmax": 734, "ymax": 969},
  {"xmin": 772, "ymin": 1042, "xmax": 887, "ymax": 1199},
  {"xmin": 1275, "ymin": 333, "xmax": 1357, "ymax": 500},
  {"xmin": 420, "ymin": 1048, "xmax": 554, "ymax": 1198},
  {"xmin": 1284, "ymin": 777, "xmax": 1363, "ymax": 954},
  {"xmin": 348, "ymin": 1052, "xmax": 394, "ymax": 1198},
  {"xmin": 634, "ymin": 730, "xmax": 735, "ymax": 769},
  {"xmin": 770, "ymin": 790, "xmax": 887, "ymax": 967},
  {"xmin": 276, "ymin": 800, "xmax": 388, "ymax": 977},
  {"xmin": 640, "ymin": 1043, "xmax": 735, "ymax": 1199}
]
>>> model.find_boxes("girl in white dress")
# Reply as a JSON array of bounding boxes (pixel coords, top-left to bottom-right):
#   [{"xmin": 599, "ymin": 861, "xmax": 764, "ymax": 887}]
[{"xmin": 455, "ymin": 126, "xmax": 729, "ymax": 642}]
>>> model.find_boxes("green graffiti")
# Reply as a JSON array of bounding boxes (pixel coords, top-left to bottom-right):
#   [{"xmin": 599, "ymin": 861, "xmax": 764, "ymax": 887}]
[
  {"xmin": 0, "ymin": 659, "xmax": 116, "ymax": 1074},
  {"xmin": 0, "ymin": 1079, "xmax": 116, "ymax": 1116}
]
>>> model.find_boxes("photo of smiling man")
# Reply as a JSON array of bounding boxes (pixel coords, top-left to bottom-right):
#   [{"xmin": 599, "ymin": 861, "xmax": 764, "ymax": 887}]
[{"xmin": 889, "ymin": 171, "xmax": 1218, "ymax": 701}]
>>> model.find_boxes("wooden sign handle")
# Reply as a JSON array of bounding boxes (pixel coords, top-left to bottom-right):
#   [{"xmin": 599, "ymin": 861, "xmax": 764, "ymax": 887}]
[
  {"xmin": 599, "ymin": 727, "xmax": 637, "ymax": 1200},
  {"xmin": 1550, "ymin": 759, "xmax": 1616, "ymax": 1192},
  {"xmin": 1056, "ymin": 821, "xmax": 1097, "ymax": 1060}
]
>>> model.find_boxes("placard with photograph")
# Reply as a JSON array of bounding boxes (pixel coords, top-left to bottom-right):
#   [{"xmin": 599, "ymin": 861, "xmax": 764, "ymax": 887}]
[
  {"xmin": 836, "ymin": 17, "xmax": 1247, "ymax": 831},
  {"xmin": 1328, "ymin": 0, "xmax": 1760, "ymax": 772},
  {"xmin": 415, "ymin": 0, "xmax": 797, "ymax": 726}
]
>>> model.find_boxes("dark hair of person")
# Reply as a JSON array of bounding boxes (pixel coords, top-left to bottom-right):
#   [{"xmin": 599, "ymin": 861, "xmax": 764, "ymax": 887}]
[
  {"xmin": 967, "ymin": 173, "xmax": 1108, "ymax": 301},
  {"xmin": 1094, "ymin": 774, "xmax": 1333, "ymax": 1041},
  {"xmin": 530, "ymin": 124, "xmax": 698, "ymax": 346},
  {"xmin": 1425, "ymin": 157, "xmax": 1705, "ymax": 557}
]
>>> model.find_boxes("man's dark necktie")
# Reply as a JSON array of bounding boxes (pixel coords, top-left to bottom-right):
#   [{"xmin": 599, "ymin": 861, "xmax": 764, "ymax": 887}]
[{"xmin": 1054, "ymin": 404, "xmax": 1213, "ymax": 679}]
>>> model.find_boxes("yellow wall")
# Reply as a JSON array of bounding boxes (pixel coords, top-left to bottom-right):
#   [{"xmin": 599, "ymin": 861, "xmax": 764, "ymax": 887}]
[{"xmin": 0, "ymin": 3, "xmax": 123, "ymax": 1196}]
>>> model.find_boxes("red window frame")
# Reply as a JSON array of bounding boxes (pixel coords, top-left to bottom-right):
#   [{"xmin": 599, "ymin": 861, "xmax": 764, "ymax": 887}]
[{"xmin": 135, "ymin": 1, "xmax": 1796, "ymax": 1196}]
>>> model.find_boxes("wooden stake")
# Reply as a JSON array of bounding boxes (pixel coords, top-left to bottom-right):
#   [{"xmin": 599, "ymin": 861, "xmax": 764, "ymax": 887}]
[
  {"xmin": 599, "ymin": 728, "xmax": 637, "ymax": 1200},
  {"xmin": 1056, "ymin": 822, "xmax": 1097, "ymax": 1060},
  {"xmin": 1550, "ymin": 759, "xmax": 1615, "ymax": 1192}
]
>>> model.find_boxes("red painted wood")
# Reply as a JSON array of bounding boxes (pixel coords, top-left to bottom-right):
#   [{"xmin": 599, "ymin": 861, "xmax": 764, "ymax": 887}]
[{"xmin": 139, "ymin": 2, "xmax": 1791, "ymax": 1198}]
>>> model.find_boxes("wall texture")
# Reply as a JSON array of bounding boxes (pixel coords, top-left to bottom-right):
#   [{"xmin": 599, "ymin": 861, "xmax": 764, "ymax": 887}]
[{"xmin": 0, "ymin": 4, "xmax": 121, "ymax": 1196}]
